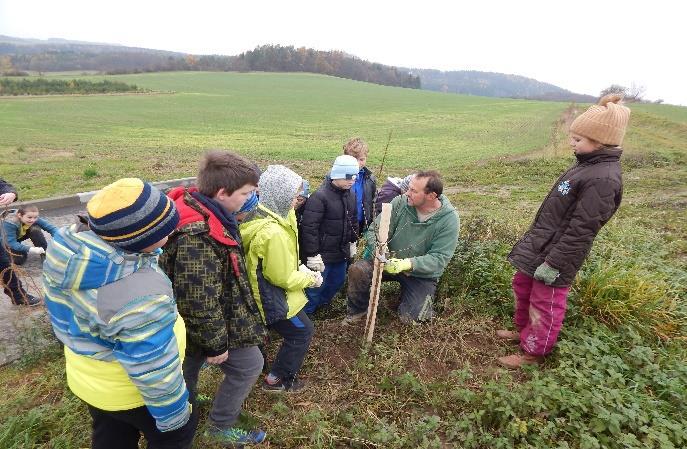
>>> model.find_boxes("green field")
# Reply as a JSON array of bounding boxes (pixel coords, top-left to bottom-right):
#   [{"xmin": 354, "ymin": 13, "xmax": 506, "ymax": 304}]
[
  {"xmin": 1, "ymin": 72, "xmax": 686, "ymax": 449},
  {"xmin": 1, "ymin": 71, "xmax": 567, "ymax": 199}
]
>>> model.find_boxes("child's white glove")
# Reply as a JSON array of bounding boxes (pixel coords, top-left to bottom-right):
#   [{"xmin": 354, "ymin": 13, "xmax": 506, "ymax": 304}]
[
  {"xmin": 349, "ymin": 242, "xmax": 357, "ymax": 258},
  {"xmin": 298, "ymin": 264, "xmax": 322, "ymax": 288},
  {"xmin": 299, "ymin": 264, "xmax": 323, "ymax": 288},
  {"xmin": 28, "ymin": 247, "xmax": 45, "ymax": 255},
  {"xmin": 306, "ymin": 254, "xmax": 325, "ymax": 272},
  {"xmin": 310, "ymin": 271, "xmax": 323, "ymax": 288}
]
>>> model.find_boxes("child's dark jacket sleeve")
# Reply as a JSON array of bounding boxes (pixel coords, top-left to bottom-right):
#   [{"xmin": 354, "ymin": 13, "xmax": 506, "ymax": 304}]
[
  {"xmin": 0, "ymin": 178, "xmax": 17, "ymax": 198},
  {"xmin": 545, "ymin": 178, "xmax": 622, "ymax": 270},
  {"xmin": 300, "ymin": 192, "xmax": 324, "ymax": 257}
]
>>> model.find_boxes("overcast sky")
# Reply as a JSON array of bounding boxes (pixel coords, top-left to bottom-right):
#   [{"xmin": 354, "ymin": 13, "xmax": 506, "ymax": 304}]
[{"xmin": 1, "ymin": 0, "xmax": 685, "ymax": 105}]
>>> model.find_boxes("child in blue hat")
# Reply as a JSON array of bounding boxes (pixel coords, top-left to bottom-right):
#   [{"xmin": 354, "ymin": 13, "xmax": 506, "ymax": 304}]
[{"xmin": 300, "ymin": 155, "xmax": 359, "ymax": 314}]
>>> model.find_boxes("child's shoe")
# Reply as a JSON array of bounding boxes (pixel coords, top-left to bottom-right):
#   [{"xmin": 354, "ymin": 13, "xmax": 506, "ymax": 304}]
[
  {"xmin": 495, "ymin": 329, "xmax": 520, "ymax": 342},
  {"xmin": 341, "ymin": 310, "xmax": 366, "ymax": 325},
  {"xmin": 262, "ymin": 375, "xmax": 306, "ymax": 393},
  {"xmin": 205, "ymin": 426, "xmax": 266, "ymax": 447},
  {"xmin": 12, "ymin": 294, "xmax": 42, "ymax": 307},
  {"xmin": 497, "ymin": 352, "xmax": 544, "ymax": 369}
]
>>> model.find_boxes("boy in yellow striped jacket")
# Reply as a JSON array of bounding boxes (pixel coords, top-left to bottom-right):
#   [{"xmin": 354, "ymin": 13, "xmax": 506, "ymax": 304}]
[{"xmin": 43, "ymin": 178, "xmax": 197, "ymax": 449}]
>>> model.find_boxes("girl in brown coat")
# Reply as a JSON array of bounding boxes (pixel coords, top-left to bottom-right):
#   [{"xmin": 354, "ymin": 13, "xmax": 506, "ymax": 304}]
[{"xmin": 498, "ymin": 95, "xmax": 631, "ymax": 368}]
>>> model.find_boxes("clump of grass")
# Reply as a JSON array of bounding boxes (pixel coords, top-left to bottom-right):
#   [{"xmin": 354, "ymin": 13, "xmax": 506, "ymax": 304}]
[
  {"xmin": 574, "ymin": 262, "xmax": 687, "ymax": 340},
  {"xmin": 570, "ymin": 219, "xmax": 687, "ymax": 340},
  {"xmin": 82, "ymin": 167, "xmax": 98, "ymax": 179}
]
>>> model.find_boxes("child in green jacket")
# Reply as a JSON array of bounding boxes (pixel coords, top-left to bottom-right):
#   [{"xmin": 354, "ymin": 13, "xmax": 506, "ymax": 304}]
[{"xmin": 241, "ymin": 165, "xmax": 322, "ymax": 392}]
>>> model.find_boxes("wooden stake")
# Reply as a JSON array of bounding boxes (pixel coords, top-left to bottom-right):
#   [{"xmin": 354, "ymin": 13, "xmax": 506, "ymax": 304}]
[{"xmin": 364, "ymin": 203, "xmax": 392, "ymax": 343}]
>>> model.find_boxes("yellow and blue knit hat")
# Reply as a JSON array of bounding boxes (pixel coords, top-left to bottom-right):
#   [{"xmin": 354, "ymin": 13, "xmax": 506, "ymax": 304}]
[{"xmin": 87, "ymin": 178, "xmax": 179, "ymax": 252}]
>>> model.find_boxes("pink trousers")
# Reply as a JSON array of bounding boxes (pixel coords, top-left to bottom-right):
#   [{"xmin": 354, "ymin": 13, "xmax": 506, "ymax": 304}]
[{"xmin": 512, "ymin": 271, "xmax": 570, "ymax": 356}]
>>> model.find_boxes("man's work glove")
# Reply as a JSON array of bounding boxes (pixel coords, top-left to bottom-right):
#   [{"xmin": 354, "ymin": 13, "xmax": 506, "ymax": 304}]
[
  {"xmin": 306, "ymin": 254, "xmax": 325, "ymax": 272},
  {"xmin": 384, "ymin": 258, "xmax": 412, "ymax": 274},
  {"xmin": 533, "ymin": 262, "xmax": 559, "ymax": 285},
  {"xmin": 349, "ymin": 242, "xmax": 357, "ymax": 258},
  {"xmin": 28, "ymin": 247, "xmax": 45, "ymax": 255}
]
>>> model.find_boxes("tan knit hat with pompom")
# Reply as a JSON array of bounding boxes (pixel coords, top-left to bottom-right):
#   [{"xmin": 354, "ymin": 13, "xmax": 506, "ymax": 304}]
[{"xmin": 570, "ymin": 94, "xmax": 631, "ymax": 146}]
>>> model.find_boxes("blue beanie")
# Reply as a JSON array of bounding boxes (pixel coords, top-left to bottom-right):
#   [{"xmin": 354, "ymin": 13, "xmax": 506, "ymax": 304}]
[
  {"xmin": 238, "ymin": 191, "xmax": 259, "ymax": 214},
  {"xmin": 330, "ymin": 155, "xmax": 359, "ymax": 180},
  {"xmin": 87, "ymin": 178, "xmax": 179, "ymax": 252}
]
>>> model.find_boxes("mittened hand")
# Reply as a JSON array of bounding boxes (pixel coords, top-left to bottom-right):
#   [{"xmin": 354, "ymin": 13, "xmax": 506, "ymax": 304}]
[
  {"xmin": 384, "ymin": 258, "xmax": 412, "ymax": 274},
  {"xmin": 310, "ymin": 271, "xmax": 324, "ymax": 288},
  {"xmin": 29, "ymin": 247, "xmax": 46, "ymax": 255},
  {"xmin": 534, "ymin": 262, "xmax": 560, "ymax": 285},
  {"xmin": 349, "ymin": 242, "xmax": 357, "ymax": 258},
  {"xmin": 299, "ymin": 264, "xmax": 323, "ymax": 288},
  {"xmin": 306, "ymin": 254, "xmax": 325, "ymax": 272}
]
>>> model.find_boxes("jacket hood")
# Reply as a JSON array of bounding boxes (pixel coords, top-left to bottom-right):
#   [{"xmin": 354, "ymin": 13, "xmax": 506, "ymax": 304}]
[
  {"xmin": 43, "ymin": 224, "xmax": 159, "ymax": 291},
  {"xmin": 240, "ymin": 204, "xmax": 297, "ymax": 247},
  {"xmin": 168, "ymin": 186, "xmax": 239, "ymax": 246},
  {"xmin": 258, "ymin": 165, "xmax": 303, "ymax": 218}
]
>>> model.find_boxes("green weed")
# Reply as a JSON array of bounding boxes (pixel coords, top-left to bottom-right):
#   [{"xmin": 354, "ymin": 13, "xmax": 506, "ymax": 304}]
[{"xmin": 82, "ymin": 167, "xmax": 98, "ymax": 179}]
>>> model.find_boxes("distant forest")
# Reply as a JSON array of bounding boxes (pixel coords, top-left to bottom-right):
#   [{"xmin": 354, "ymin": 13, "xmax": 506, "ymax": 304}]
[
  {"xmin": 1, "ymin": 36, "xmax": 595, "ymax": 101},
  {"xmin": 1, "ymin": 40, "xmax": 420, "ymax": 90},
  {"xmin": 0, "ymin": 78, "xmax": 143, "ymax": 95}
]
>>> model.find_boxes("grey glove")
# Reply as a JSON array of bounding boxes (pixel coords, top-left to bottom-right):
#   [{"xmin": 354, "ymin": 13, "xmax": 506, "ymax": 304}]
[{"xmin": 533, "ymin": 262, "xmax": 560, "ymax": 285}]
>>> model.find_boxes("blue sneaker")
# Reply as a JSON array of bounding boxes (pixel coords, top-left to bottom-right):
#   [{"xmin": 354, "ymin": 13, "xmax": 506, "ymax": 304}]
[{"xmin": 205, "ymin": 426, "xmax": 266, "ymax": 447}]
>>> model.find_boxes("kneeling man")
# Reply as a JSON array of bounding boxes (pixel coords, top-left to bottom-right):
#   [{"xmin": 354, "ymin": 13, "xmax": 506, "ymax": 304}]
[{"xmin": 345, "ymin": 170, "xmax": 459, "ymax": 324}]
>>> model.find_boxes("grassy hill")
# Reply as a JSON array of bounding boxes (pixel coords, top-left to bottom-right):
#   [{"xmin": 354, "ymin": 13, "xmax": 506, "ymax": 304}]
[{"xmin": 0, "ymin": 72, "xmax": 685, "ymax": 449}]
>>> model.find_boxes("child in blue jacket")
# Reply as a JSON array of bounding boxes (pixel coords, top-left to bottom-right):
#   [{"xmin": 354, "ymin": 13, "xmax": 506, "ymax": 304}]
[{"xmin": 2, "ymin": 205, "xmax": 57, "ymax": 264}]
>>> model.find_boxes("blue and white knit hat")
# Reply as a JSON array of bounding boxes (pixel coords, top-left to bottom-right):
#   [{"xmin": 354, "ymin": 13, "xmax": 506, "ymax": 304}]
[
  {"xmin": 330, "ymin": 155, "xmax": 359, "ymax": 180},
  {"xmin": 238, "ymin": 191, "xmax": 259, "ymax": 214},
  {"xmin": 87, "ymin": 178, "xmax": 179, "ymax": 252}
]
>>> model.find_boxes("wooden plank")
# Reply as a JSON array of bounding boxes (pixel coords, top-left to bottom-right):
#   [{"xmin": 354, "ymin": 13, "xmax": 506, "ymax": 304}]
[{"xmin": 364, "ymin": 203, "xmax": 392, "ymax": 343}]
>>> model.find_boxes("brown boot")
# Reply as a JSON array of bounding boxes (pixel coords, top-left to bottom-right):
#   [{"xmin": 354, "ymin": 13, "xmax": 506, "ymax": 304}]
[
  {"xmin": 495, "ymin": 329, "xmax": 520, "ymax": 341},
  {"xmin": 497, "ymin": 353, "xmax": 544, "ymax": 369}
]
